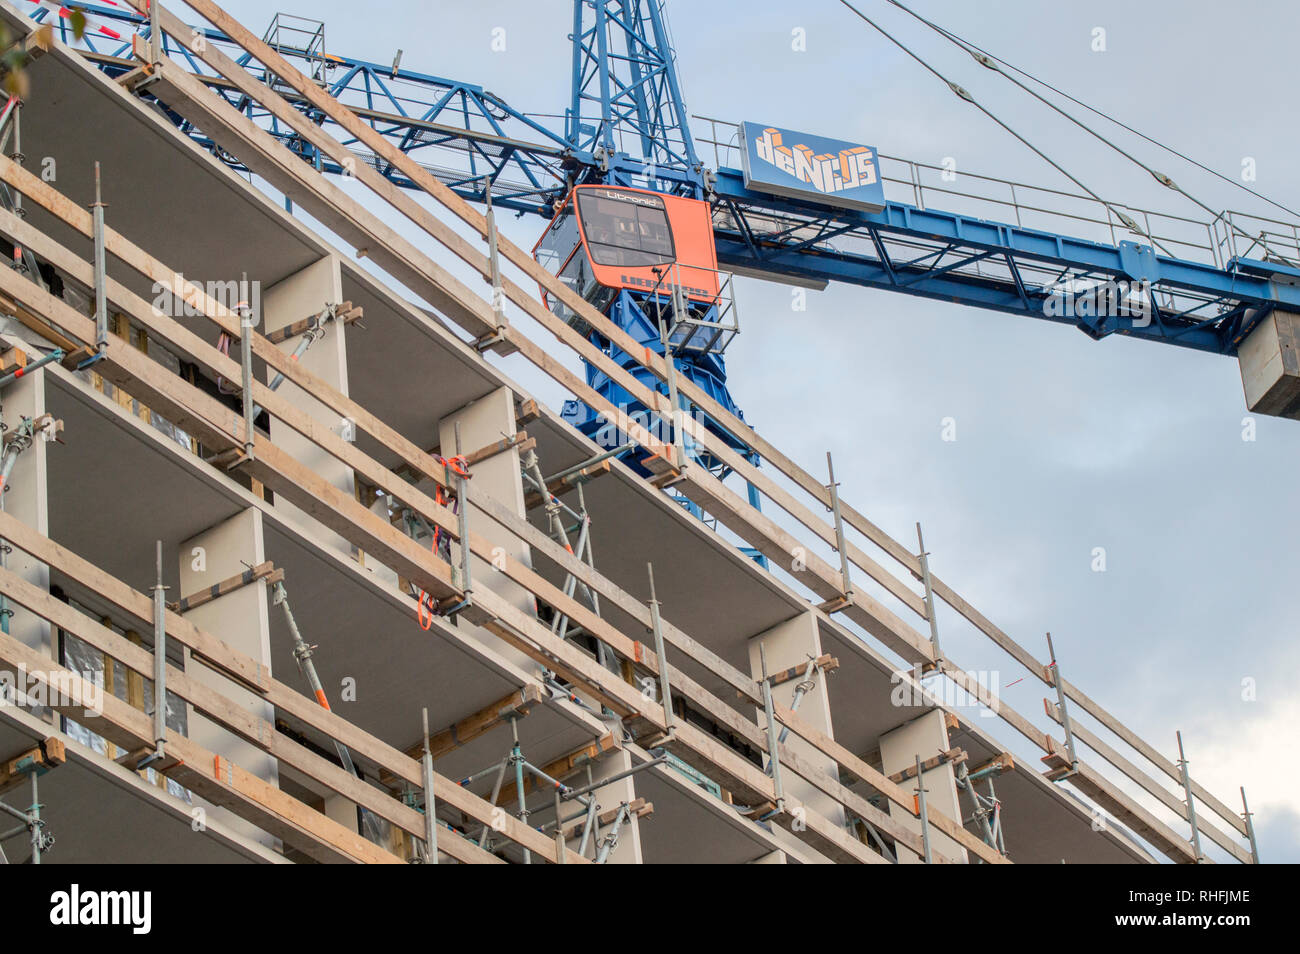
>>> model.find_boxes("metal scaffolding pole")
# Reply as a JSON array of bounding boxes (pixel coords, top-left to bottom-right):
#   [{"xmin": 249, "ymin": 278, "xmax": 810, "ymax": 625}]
[
  {"xmin": 0, "ymin": 416, "xmax": 43, "ymax": 636},
  {"xmin": 136, "ymin": 540, "xmax": 168, "ymax": 767},
  {"xmin": 575, "ymin": 483, "xmax": 603, "ymax": 620},
  {"xmin": 915, "ymin": 522, "xmax": 941, "ymax": 660},
  {"xmin": 90, "ymin": 162, "xmax": 108, "ymax": 358},
  {"xmin": 1176, "ymin": 731, "xmax": 1204, "ymax": 863},
  {"xmin": 509, "ymin": 715, "xmax": 531, "ymax": 865},
  {"xmin": 483, "ymin": 175, "xmax": 505, "ymax": 334},
  {"xmin": 0, "ymin": 768, "xmax": 50, "ymax": 863},
  {"xmin": 471, "ymin": 757, "xmax": 510, "ymax": 853},
  {"xmin": 1240, "ymin": 787, "xmax": 1260, "ymax": 864},
  {"xmin": 27, "ymin": 770, "xmax": 41, "ymax": 864},
  {"xmin": 763, "ymin": 657, "xmax": 819, "ymax": 777},
  {"xmin": 646, "ymin": 562, "xmax": 675, "ymax": 735},
  {"xmin": 988, "ymin": 775, "xmax": 1006, "ymax": 855},
  {"xmin": 595, "ymin": 802, "xmax": 633, "ymax": 863},
  {"xmin": 826, "ymin": 452, "xmax": 853, "ymax": 602},
  {"xmin": 420, "ymin": 707, "xmax": 438, "ymax": 864},
  {"xmin": 457, "ymin": 709, "xmax": 593, "ymax": 862},
  {"xmin": 657, "ymin": 314, "xmax": 686, "ymax": 468},
  {"xmin": 238, "ymin": 297, "xmax": 255, "ymax": 462},
  {"xmin": 758, "ymin": 644, "xmax": 784, "ymax": 816},
  {"xmin": 0, "ymin": 348, "xmax": 64, "ymax": 390},
  {"xmin": 1045, "ymin": 632, "xmax": 1078, "ymax": 774},
  {"xmin": 561, "ymin": 754, "xmax": 667, "ymax": 803},
  {"xmin": 453, "ymin": 422, "xmax": 472, "ymax": 601},
  {"xmin": 522, "ymin": 449, "xmax": 600, "ymax": 614},
  {"xmin": 264, "ymin": 321, "xmax": 322, "ymax": 393},
  {"xmin": 914, "ymin": 754, "xmax": 933, "ymax": 864},
  {"xmin": 955, "ymin": 761, "xmax": 997, "ymax": 856},
  {"xmin": 521, "ymin": 449, "xmax": 615, "ymax": 679},
  {"xmin": 1, "ymin": 98, "xmax": 48, "ymax": 293}
]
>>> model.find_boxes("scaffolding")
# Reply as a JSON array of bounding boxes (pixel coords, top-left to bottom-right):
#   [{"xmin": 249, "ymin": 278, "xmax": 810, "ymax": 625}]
[{"xmin": 0, "ymin": 0, "xmax": 1264, "ymax": 867}]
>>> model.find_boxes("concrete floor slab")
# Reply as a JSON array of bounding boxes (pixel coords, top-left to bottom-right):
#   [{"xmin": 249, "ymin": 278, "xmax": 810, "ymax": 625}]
[
  {"xmin": 0, "ymin": 705, "xmax": 283, "ymax": 863},
  {"xmin": 41, "ymin": 366, "xmax": 605, "ymax": 786}
]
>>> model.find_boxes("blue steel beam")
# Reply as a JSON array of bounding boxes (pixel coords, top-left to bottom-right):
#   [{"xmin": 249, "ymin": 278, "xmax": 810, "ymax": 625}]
[
  {"xmin": 711, "ymin": 169, "xmax": 1296, "ymax": 356},
  {"xmin": 566, "ymin": 0, "xmax": 704, "ymax": 196}
]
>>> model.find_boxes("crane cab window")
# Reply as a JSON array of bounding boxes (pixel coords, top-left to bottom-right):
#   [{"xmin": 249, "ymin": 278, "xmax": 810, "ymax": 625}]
[
  {"xmin": 536, "ymin": 199, "xmax": 581, "ymax": 276},
  {"xmin": 577, "ymin": 190, "xmax": 674, "ymax": 267}
]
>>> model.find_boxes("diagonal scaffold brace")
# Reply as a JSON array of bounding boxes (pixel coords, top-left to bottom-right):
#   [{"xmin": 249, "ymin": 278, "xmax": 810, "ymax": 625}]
[
  {"xmin": 271, "ymin": 577, "xmax": 386, "ymax": 845},
  {"xmin": 760, "ymin": 653, "xmax": 836, "ymax": 779},
  {"xmin": 954, "ymin": 753, "xmax": 1012, "ymax": 859}
]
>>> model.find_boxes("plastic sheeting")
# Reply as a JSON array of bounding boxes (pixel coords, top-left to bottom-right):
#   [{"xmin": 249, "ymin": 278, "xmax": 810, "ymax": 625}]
[{"xmin": 60, "ymin": 622, "xmax": 191, "ymax": 803}]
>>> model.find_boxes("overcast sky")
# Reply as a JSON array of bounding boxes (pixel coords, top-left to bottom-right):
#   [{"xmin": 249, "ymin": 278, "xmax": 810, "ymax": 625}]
[{"xmin": 177, "ymin": 0, "xmax": 1299, "ymax": 862}]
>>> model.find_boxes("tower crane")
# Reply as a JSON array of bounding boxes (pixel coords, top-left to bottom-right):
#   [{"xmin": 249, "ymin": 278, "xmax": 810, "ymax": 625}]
[{"xmin": 31, "ymin": 0, "xmax": 1300, "ymax": 459}]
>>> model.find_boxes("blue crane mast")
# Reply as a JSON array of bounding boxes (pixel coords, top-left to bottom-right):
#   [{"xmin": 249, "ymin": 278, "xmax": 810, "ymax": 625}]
[{"xmin": 30, "ymin": 1, "xmax": 1300, "ymax": 422}]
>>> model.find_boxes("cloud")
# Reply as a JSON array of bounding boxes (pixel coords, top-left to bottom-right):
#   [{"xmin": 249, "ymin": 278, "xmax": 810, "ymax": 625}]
[{"xmin": 1185, "ymin": 692, "xmax": 1300, "ymax": 862}]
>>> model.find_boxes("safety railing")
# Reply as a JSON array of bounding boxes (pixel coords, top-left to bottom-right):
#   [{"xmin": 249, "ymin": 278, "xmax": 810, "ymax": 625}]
[
  {"xmin": 693, "ymin": 114, "xmax": 1293, "ymax": 272},
  {"xmin": 642, "ymin": 262, "xmax": 740, "ymax": 357}
]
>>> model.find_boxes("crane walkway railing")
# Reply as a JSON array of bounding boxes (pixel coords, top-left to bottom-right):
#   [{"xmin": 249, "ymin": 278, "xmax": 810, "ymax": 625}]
[{"xmin": 694, "ymin": 114, "xmax": 1300, "ymax": 272}]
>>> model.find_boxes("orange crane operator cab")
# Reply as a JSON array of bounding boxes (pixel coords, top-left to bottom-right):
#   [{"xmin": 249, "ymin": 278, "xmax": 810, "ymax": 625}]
[
  {"xmin": 531, "ymin": 183, "xmax": 749, "ymax": 480},
  {"xmin": 533, "ymin": 185, "xmax": 721, "ymax": 322}
]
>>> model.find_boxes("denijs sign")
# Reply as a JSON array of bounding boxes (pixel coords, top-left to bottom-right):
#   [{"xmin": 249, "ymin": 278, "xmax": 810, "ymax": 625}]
[{"xmin": 739, "ymin": 122, "xmax": 885, "ymax": 213}]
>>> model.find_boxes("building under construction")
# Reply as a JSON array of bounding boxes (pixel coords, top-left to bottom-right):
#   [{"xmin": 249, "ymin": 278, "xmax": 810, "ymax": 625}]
[{"xmin": 0, "ymin": 0, "xmax": 1278, "ymax": 866}]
